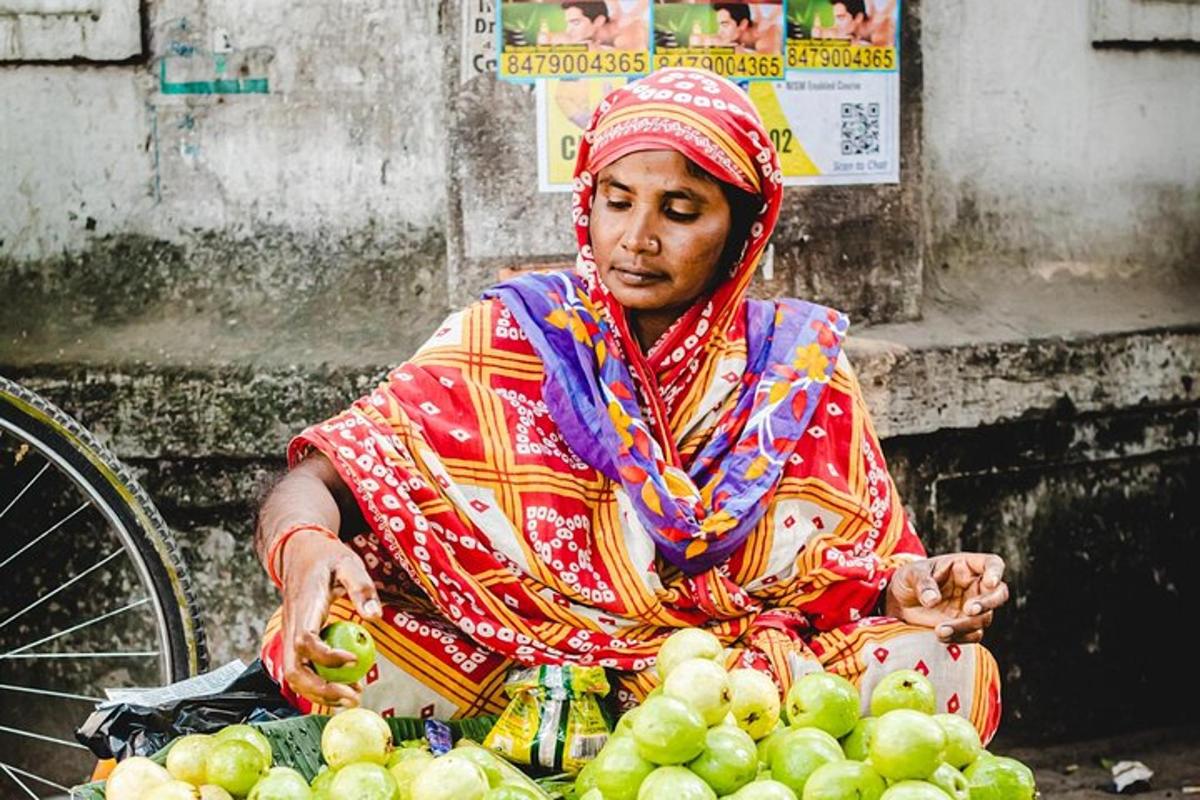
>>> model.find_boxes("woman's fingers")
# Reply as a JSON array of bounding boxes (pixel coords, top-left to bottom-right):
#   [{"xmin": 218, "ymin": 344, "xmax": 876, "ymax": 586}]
[
  {"xmin": 282, "ymin": 613, "xmax": 354, "ymax": 706},
  {"xmin": 284, "ymin": 662, "xmax": 360, "ymax": 708},
  {"xmin": 286, "ymin": 624, "xmax": 362, "ymax": 707},
  {"xmin": 280, "ymin": 552, "xmax": 368, "ymax": 707},
  {"xmin": 296, "ymin": 628, "xmax": 354, "ymax": 669},
  {"xmin": 980, "ymin": 553, "xmax": 1006, "ymax": 590},
  {"xmin": 332, "ymin": 553, "xmax": 383, "ymax": 621},
  {"xmin": 968, "ymin": 580, "xmax": 1010, "ymax": 615},
  {"xmin": 935, "ymin": 610, "xmax": 994, "ymax": 642},
  {"xmin": 897, "ymin": 560, "xmax": 943, "ymax": 608}
]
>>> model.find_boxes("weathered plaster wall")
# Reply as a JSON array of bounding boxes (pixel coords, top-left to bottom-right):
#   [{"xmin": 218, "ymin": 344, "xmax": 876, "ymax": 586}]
[
  {"xmin": 922, "ymin": 1, "xmax": 1200, "ymax": 281},
  {"xmin": 2, "ymin": 1, "xmax": 448, "ymax": 256},
  {"xmin": 1, "ymin": 0, "xmax": 453, "ymax": 362}
]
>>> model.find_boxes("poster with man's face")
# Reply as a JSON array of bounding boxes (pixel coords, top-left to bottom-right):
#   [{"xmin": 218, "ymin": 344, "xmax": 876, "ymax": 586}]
[
  {"xmin": 651, "ymin": 1, "xmax": 784, "ymax": 80},
  {"xmin": 499, "ymin": 1, "xmax": 652, "ymax": 80},
  {"xmin": 785, "ymin": 0, "xmax": 899, "ymax": 71}
]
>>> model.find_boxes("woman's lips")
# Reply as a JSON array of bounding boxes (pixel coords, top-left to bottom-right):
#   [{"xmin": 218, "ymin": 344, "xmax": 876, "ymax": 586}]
[{"xmin": 611, "ymin": 266, "xmax": 665, "ymax": 286}]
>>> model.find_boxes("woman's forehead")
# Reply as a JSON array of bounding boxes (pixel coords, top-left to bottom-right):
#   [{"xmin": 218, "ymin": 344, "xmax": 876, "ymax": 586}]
[{"xmin": 598, "ymin": 150, "xmax": 719, "ymax": 193}]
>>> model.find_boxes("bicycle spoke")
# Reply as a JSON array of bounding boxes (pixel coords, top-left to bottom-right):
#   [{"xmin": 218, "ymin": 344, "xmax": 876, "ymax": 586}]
[
  {"xmin": 0, "ymin": 683, "xmax": 102, "ymax": 702},
  {"xmin": 0, "ymin": 548, "xmax": 124, "ymax": 630},
  {"xmin": 2, "ymin": 597, "xmax": 151, "ymax": 657},
  {"xmin": 0, "ymin": 502, "xmax": 90, "ymax": 571},
  {"xmin": 0, "ymin": 761, "xmax": 71, "ymax": 793},
  {"xmin": 0, "ymin": 762, "xmax": 39, "ymax": 799},
  {"xmin": 0, "ymin": 651, "xmax": 159, "ymax": 659},
  {"xmin": 0, "ymin": 462, "xmax": 50, "ymax": 523},
  {"xmin": 0, "ymin": 724, "xmax": 89, "ymax": 751}
]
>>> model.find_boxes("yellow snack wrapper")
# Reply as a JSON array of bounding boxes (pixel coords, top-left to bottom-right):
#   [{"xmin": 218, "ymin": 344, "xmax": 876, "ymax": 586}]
[{"xmin": 483, "ymin": 664, "xmax": 611, "ymax": 775}]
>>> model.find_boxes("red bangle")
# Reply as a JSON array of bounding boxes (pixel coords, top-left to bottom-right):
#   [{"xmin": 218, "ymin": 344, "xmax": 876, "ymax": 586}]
[{"xmin": 266, "ymin": 523, "xmax": 339, "ymax": 589}]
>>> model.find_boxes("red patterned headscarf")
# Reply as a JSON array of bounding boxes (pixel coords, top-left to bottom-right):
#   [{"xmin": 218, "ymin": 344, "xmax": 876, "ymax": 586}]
[{"xmin": 569, "ymin": 69, "xmax": 784, "ymax": 458}]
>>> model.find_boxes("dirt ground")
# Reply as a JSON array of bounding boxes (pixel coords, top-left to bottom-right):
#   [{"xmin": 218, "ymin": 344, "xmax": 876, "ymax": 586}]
[{"xmin": 994, "ymin": 724, "xmax": 1200, "ymax": 799}]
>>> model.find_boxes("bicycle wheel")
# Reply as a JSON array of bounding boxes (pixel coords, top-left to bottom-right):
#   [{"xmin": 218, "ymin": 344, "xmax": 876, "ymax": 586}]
[{"xmin": 0, "ymin": 375, "xmax": 208, "ymax": 797}]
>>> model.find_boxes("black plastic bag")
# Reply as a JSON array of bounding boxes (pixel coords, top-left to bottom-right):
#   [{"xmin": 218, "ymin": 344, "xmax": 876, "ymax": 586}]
[{"xmin": 74, "ymin": 658, "xmax": 299, "ymax": 760}]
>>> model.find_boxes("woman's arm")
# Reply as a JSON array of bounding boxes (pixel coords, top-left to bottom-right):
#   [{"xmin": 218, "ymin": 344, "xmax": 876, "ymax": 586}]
[{"xmin": 255, "ymin": 452, "xmax": 381, "ymax": 707}]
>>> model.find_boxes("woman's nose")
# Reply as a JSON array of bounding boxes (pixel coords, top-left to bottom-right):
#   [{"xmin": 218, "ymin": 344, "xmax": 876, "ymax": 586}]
[{"xmin": 620, "ymin": 208, "xmax": 661, "ymax": 255}]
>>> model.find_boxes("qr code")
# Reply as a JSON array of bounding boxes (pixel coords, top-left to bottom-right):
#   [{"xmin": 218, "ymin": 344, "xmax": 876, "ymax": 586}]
[{"xmin": 841, "ymin": 102, "xmax": 881, "ymax": 156}]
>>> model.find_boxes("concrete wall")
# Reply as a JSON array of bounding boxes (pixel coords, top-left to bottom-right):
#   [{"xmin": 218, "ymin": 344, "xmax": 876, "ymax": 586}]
[{"xmin": 922, "ymin": 1, "xmax": 1200, "ymax": 282}]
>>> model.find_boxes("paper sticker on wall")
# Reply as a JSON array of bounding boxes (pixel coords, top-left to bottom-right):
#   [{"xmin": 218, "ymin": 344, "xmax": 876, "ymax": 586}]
[
  {"xmin": 749, "ymin": 71, "xmax": 899, "ymax": 185},
  {"xmin": 536, "ymin": 77, "xmax": 629, "ymax": 192},
  {"xmin": 652, "ymin": 0, "xmax": 785, "ymax": 81},
  {"xmin": 499, "ymin": 0, "xmax": 651, "ymax": 81},
  {"xmin": 785, "ymin": 0, "xmax": 899, "ymax": 72}
]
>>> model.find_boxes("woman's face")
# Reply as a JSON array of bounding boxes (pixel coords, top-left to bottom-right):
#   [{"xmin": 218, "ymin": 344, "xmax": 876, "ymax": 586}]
[{"xmin": 589, "ymin": 150, "xmax": 733, "ymax": 319}]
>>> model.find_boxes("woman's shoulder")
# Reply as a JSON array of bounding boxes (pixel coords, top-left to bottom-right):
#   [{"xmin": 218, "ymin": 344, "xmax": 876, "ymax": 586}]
[
  {"xmin": 410, "ymin": 299, "xmax": 504, "ymax": 356},
  {"xmin": 748, "ymin": 296, "xmax": 850, "ymax": 339},
  {"xmin": 772, "ymin": 295, "xmax": 848, "ymax": 322}
]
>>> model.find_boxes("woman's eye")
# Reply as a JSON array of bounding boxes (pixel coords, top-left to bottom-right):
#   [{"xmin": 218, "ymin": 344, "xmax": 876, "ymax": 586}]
[
  {"xmin": 665, "ymin": 208, "xmax": 699, "ymax": 222},
  {"xmin": 605, "ymin": 199, "xmax": 631, "ymax": 210}
]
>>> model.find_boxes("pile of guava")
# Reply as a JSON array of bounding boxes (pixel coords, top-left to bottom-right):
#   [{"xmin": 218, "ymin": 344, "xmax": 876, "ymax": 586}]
[
  {"xmin": 101, "ymin": 706, "xmax": 553, "ymax": 800},
  {"xmin": 572, "ymin": 627, "xmax": 1036, "ymax": 800}
]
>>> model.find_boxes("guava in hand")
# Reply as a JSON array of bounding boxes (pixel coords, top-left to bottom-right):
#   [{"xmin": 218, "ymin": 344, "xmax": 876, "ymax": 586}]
[{"xmin": 315, "ymin": 621, "xmax": 377, "ymax": 684}]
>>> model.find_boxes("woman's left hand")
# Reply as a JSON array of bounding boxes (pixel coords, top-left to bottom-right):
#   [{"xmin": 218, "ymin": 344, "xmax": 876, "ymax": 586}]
[{"xmin": 885, "ymin": 553, "xmax": 1009, "ymax": 644}]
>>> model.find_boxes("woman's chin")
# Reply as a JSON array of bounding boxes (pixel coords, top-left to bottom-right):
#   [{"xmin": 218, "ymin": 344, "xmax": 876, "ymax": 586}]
[{"xmin": 600, "ymin": 280, "xmax": 670, "ymax": 311}]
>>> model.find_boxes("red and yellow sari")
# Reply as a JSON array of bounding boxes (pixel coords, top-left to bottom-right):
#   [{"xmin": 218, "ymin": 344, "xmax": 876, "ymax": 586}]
[{"xmin": 262, "ymin": 69, "xmax": 1001, "ymax": 741}]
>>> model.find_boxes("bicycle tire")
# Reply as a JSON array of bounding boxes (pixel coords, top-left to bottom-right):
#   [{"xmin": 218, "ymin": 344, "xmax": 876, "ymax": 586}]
[{"xmin": 0, "ymin": 374, "xmax": 208, "ymax": 683}]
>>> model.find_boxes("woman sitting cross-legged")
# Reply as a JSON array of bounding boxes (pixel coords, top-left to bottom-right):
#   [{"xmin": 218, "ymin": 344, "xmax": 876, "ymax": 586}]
[{"xmin": 254, "ymin": 68, "xmax": 1009, "ymax": 742}]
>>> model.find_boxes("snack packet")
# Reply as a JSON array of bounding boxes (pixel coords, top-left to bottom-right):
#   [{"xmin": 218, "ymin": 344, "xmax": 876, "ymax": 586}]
[{"xmin": 483, "ymin": 664, "xmax": 611, "ymax": 775}]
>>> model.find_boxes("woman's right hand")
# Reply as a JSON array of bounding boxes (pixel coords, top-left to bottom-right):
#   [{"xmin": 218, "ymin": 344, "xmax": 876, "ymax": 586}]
[{"xmin": 279, "ymin": 532, "xmax": 382, "ymax": 708}]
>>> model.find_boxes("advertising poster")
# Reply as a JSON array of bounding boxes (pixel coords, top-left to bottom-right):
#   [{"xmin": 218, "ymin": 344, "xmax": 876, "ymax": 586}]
[
  {"xmin": 537, "ymin": 78, "xmax": 629, "ymax": 192},
  {"xmin": 498, "ymin": 1, "xmax": 652, "ymax": 80},
  {"xmin": 785, "ymin": 0, "xmax": 898, "ymax": 72},
  {"xmin": 752, "ymin": 0, "xmax": 900, "ymax": 185},
  {"xmin": 748, "ymin": 72, "xmax": 899, "ymax": 185},
  {"xmin": 651, "ymin": 1, "xmax": 784, "ymax": 81},
  {"xmin": 462, "ymin": 0, "xmax": 498, "ymax": 84}
]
